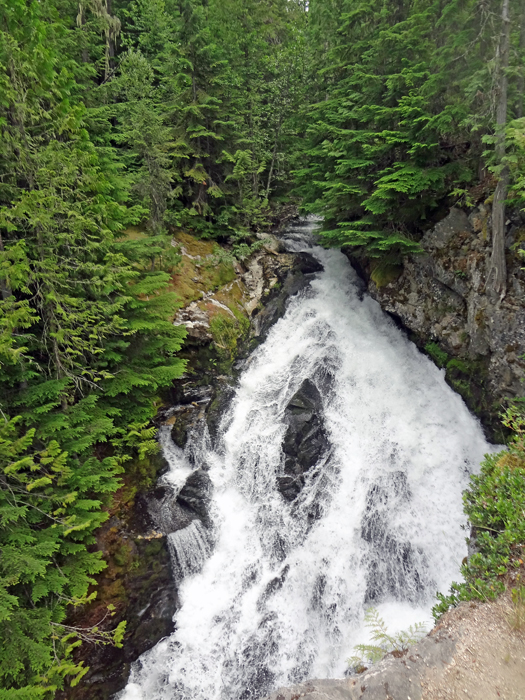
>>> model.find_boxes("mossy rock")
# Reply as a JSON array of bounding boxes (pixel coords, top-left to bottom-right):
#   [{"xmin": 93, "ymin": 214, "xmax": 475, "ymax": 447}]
[{"xmin": 370, "ymin": 259, "xmax": 403, "ymax": 287}]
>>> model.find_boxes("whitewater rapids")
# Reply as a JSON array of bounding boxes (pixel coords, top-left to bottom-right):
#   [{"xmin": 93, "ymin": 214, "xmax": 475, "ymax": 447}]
[{"xmin": 119, "ymin": 221, "xmax": 491, "ymax": 700}]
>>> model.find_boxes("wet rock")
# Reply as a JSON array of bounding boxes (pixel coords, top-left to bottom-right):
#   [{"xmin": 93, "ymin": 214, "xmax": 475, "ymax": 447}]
[
  {"xmin": 146, "ymin": 468, "xmax": 213, "ymax": 534},
  {"xmin": 277, "ymin": 379, "xmax": 329, "ymax": 501},
  {"xmin": 207, "ymin": 380, "xmax": 236, "ymax": 442},
  {"xmin": 177, "ymin": 469, "xmax": 213, "ymax": 521},
  {"xmin": 294, "ymin": 251, "xmax": 324, "ymax": 275},
  {"xmin": 146, "ymin": 484, "xmax": 198, "ymax": 534},
  {"xmin": 56, "ymin": 534, "xmax": 178, "ymax": 700},
  {"xmin": 170, "ymin": 405, "xmax": 203, "ymax": 448},
  {"xmin": 250, "ymin": 253, "xmax": 323, "ymax": 342},
  {"xmin": 172, "ymin": 381, "xmax": 214, "ymax": 405}
]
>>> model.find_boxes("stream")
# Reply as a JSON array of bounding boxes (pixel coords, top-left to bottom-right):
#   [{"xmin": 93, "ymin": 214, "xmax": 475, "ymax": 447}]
[{"xmin": 119, "ymin": 221, "xmax": 492, "ymax": 700}]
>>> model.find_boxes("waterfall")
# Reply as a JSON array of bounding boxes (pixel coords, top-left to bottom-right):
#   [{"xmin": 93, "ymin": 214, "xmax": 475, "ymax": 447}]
[
  {"xmin": 119, "ymin": 221, "xmax": 492, "ymax": 700},
  {"xmin": 168, "ymin": 521, "xmax": 213, "ymax": 583}
]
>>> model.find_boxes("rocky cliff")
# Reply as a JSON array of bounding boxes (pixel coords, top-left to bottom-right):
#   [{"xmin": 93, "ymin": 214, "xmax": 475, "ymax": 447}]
[{"xmin": 348, "ymin": 205, "xmax": 525, "ymax": 440}]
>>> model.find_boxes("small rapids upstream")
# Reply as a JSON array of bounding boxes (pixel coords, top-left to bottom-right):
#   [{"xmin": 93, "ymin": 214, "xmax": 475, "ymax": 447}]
[{"xmin": 120, "ymin": 221, "xmax": 491, "ymax": 700}]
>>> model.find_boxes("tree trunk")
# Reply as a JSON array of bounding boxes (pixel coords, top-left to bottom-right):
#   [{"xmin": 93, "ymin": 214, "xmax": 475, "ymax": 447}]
[
  {"xmin": 519, "ymin": 0, "xmax": 525, "ymax": 118},
  {"xmin": 487, "ymin": 0, "xmax": 510, "ymax": 300},
  {"xmin": 105, "ymin": 0, "xmax": 116, "ymax": 81}
]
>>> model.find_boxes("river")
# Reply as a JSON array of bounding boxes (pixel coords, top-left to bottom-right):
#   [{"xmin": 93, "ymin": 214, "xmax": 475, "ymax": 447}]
[{"xmin": 119, "ymin": 220, "xmax": 491, "ymax": 700}]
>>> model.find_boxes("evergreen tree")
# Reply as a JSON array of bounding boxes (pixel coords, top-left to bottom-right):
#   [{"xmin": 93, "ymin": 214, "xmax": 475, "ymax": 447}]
[
  {"xmin": 298, "ymin": 0, "xmax": 525, "ymax": 267},
  {"xmin": 0, "ymin": 1, "xmax": 185, "ymax": 693}
]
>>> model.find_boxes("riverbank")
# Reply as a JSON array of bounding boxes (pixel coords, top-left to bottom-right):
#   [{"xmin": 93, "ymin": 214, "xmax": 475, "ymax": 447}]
[{"xmin": 262, "ymin": 590, "xmax": 525, "ymax": 700}]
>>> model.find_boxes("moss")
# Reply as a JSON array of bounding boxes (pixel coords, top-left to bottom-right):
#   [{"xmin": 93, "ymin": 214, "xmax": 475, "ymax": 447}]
[
  {"xmin": 144, "ymin": 538, "xmax": 164, "ymax": 557},
  {"xmin": 370, "ymin": 259, "xmax": 403, "ymax": 287},
  {"xmin": 167, "ymin": 232, "xmax": 238, "ymax": 311},
  {"xmin": 451, "ymin": 378, "xmax": 473, "ymax": 399},
  {"xmin": 174, "ymin": 230, "xmax": 215, "ymax": 257},
  {"xmin": 425, "ymin": 341, "xmax": 449, "ymax": 368},
  {"xmin": 114, "ymin": 543, "xmax": 135, "ymax": 568},
  {"xmin": 446, "ymin": 357, "xmax": 472, "ymax": 375},
  {"xmin": 214, "ymin": 280, "xmax": 245, "ymax": 309},
  {"xmin": 169, "ymin": 257, "xmax": 203, "ymax": 306},
  {"xmin": 201, "ymin": 260, "xmax": 236, "ymax": 290},
  {"xmin": 119, "ymin": 226, "xmax": 149, "ymax": 241}
]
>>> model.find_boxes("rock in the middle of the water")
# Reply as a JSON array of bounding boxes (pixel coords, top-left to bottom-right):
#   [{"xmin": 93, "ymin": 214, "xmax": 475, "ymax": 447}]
[{"xmin": 277, "ymin": 379, "xmax": 329, "ymax": 501}]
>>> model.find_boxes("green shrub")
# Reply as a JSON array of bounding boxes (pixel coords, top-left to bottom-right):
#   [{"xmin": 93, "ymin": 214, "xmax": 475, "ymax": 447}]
[
  {"xmin": 210, "ymin": 311, "xmax": 249, "ymax": 362},
  {"xmin": 433, "ymin": 407, "xmax": 525, "ymax": 619}
]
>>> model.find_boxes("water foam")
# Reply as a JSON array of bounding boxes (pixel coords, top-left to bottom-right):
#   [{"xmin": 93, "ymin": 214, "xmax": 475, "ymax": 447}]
[{"xmin": 119, "ymin": 221, "xmax": 492, "ymax": 700}]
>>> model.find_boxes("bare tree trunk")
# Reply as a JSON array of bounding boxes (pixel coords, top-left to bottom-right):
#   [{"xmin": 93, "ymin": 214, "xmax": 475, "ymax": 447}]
[
  {"xmin": 487, "ymin": 0, "xmax": 510, "ymax": 300},
  {"xmin": 519, "ymin": 0, "xmax": 525, "ymax": 118},
  {"xmin": 104, "ymin": 0, "xmax": 116, "ymax": 81}
]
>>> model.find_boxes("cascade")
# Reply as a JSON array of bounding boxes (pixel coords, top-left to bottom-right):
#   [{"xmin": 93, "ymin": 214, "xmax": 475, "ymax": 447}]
[
  {"xmin": 119, "ymin": 221, "xmax": 492, "ymax": 700},
  {"xmin": 168, "ymin": 521, "xmax": 213, "ymax": 583}
]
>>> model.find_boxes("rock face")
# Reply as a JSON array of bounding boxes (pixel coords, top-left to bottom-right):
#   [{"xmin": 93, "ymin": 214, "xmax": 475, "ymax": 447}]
[
  {"xmin": 173, "ymin": 235, "xmax": 322, "ymax": 345},
  {"xmin": 56, "ymin": 507, "xmax": 179, "ymax": 700},
  {"xmin": 277, "ymin": 379, "xmax": 329, "ymax": 501},
  {"xmin": 352, "ymin": 206, "xmax": 525, "ymax": 435},
  {"xmin": 261, "ymin": 626, "xmax": 457, "ymax": 700}
]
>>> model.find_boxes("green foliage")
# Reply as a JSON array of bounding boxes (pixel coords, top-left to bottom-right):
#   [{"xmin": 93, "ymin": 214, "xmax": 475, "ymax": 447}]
[
  {"xmin": 210, "ymin": 311, "xmax": 250, "ymax": 362},
  {"xmin": 347, "ymin": 607, "xmax": 427, "ymax": 670},
  {"xmin": 112, "ymin": 0, "xmax": 308, "ymax": 240},
  {"xmin": 424, "ymin": 342, "xmax": 449, "ymax": 368},
  {"xmin": 0, "ymin": 0, "xmax": 307, "ymax": 689},
  {"xmin": 433, "ymin": 407, "xmax": 525, "ymax": 618},
  {"xmin": 297, "ymin": 0, "xmax": 525, "ymax": 258},
  {"xmin": 0, "ymin": 0, "xmax": 188, "ymax": 692},
  {"xmin": 0, "ymin": 416, "xmax": 123, "ymax": 694}
]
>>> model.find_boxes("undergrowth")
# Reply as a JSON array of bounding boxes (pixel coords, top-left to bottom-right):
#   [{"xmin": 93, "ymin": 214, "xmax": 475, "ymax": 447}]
[
  {"xmin": 347, "ymin": 608, "xmax": 427, "ymax": 671},
  {"xmin": 210, "ymin": 310, "xmax": 250, "ymax": 362},
  {"xmin": 433, "ymin": 406, "xmax": 525, "ymax": 618}
]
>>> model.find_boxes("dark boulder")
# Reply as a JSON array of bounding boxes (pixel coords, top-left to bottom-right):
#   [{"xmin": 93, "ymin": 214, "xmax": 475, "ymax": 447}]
[
  {"xmin": 277, "ymin": 379, "xmax": 329, "ymax": 501},
  {"xmin": 146, "ymin": 469, "xmax": 213, "ymax": 534},
  {"xmin": 146, "ymin": 485, "xmax": 198, "ymax": 535},
  {"xmin": 294, "ymin": 252, "xmax": 324, "ymax": 275},
  {"xmin": 250, "ymin": 254, "xmax": 323, "ymax": 343},
  {"xmin": 206, "ymin": 380, "xmax": 236, "ymax": 443},
  {"xmin": 170, "ymin": 405, "xmax": 206, "ymax": 449},
  {"xmin": 177, "ymin": 469, "xmax": 213, "ymax": 522}
]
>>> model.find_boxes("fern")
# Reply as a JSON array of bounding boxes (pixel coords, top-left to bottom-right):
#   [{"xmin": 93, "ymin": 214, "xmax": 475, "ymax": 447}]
[{"xmin": 347, "ymin": 608, "xmax": 427, "ymax": 670}]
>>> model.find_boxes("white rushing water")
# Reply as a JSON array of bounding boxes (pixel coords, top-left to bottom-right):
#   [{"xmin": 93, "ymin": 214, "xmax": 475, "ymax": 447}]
[{"xmin": 120, "ymin": 221, "xmax": 492, "ymax": 700}]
